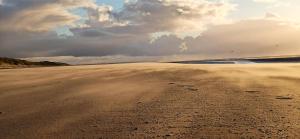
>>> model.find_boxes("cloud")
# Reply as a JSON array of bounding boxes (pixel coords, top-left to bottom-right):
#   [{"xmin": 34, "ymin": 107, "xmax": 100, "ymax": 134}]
[
  {"xmin": 1, "ymin": 0, "xmax": 300, "ymax": 63},
  {"xmin": 265, "ymin": 12, "xmax": 280, "ymax": 19},
  {"xmin": 253, "ymin": 0, "xmax": 291, "ymax": 9},
  {"xmin": 2, "ymin": 18, "xmax": 300, "ymax": 60},
  {"xmin": 0, "ymin": 0, "xmax": 101, "ymax": 32},
  {"xmin": 253, "ymin": 0, "xmax": 278, "ymax": 3},
  {"xmin": 186, "ymin": 19, "xmax": 300, "ymax": 57},
  {"xmin": 0, "ymin": 4, "xmax": 79, "ymax": 32},
  {"xmin": 114, "ymin": 0, "xmax": 235, "ymax": 38},
  {"xmin": 0, "ymin": 0, "xmax": 235, "ymax": 35}
]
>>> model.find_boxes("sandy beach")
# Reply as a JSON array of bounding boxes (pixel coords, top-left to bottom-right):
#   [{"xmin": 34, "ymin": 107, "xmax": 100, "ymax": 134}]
[{"xmin": 0, "ymin": 63, "xmax": 300, "ymax": 138}]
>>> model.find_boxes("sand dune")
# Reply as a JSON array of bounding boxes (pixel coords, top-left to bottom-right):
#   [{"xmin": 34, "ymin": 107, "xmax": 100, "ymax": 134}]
[
  {"xmin": 0, "ymin": 63, "xmax": 300, "ymax": 138},
  {"xmin": 0, "ymin": 57, "xmax": 68, "ymax": 69}
]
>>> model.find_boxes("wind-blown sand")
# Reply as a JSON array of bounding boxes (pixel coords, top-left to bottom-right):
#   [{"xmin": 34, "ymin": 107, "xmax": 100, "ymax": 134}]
[{"xmin": 0, "ymin": 63, "xmax": 300, "ymax": 138}]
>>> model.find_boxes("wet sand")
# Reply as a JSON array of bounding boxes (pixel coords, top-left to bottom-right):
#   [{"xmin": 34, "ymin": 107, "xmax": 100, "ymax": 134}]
[{"xmin": 0, "ymin": 63, "xmax": 300, "ymax": 138}]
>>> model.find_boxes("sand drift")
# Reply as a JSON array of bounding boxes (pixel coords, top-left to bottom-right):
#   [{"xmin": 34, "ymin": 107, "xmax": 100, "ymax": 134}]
[{"xmin": 0, "ymin": 63, "xmax": 300, "ymax": 138}]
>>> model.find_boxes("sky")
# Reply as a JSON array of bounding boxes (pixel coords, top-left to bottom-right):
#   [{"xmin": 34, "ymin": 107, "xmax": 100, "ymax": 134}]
[{"xmin": 1, "ymin": 0, "xmax": 300, "ymax": 64}]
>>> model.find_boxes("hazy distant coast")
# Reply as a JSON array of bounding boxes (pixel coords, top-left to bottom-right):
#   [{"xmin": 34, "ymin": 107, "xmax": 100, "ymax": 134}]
[
  {"xmin": 19, "ymin": 55, "xmax": 300, "ymax": 66},
  {"xmin": 172, "ymin": 56, "xmax": 300, "ymax": 64}
]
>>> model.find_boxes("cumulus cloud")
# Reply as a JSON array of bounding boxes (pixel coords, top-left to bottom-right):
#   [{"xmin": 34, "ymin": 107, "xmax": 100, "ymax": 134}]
[
  {"xmin": 0, "ymin": 5, "xmax": 80, "ymax": 32},
  {"xmin": 0, "ymin": 0, "xmax": 102, "ymax": 32},
  {"xmin": 114, "ymin": 0, "xmax": 235, "ymax": 38},
  {"xmin": 2, "ymin": 18, "xmax": 300, "ymax": 60},
  {"xmin": 1, "ymin": 0, "xmax": 300, "ymax": 63},
  {"xmin": 0, "ymin": 0, "xmax": 235, "ymax": 35}
]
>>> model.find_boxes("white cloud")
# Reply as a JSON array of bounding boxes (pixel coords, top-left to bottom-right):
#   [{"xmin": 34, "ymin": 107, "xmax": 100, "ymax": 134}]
[
  {"xmin": 253, "ymin": 0, "xmax": 291, "ymax": 9},
  {"xmin": 179, "ymin": 42, "xmax": 188, "ymax": 52},
  {"xmin": 115, "ymin": 0, "xmax": 235, "ymax": 38},
  {"xmin": 265, "ymin": 12, "xmax": 280, "ymax": 19},
  {"xmin": 253, "ymin": 0, "xmax": 278, "ymax": 3}
]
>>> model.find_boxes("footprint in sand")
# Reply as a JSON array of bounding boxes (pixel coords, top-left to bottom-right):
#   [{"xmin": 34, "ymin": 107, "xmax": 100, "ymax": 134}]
[
  {"xmin": 276, "ymin": 96, "xmax": 293, "ymax": 100},
  {"xmin": 245, "ymin": 90, "xmax": 260, "ymax": 93},
  {"xmin": 176, "ymin": 84, "xmax": 199, "ymax": 92},
  {"xmin": 187, "ymin": 88, "xmax": 198, "ymax": 91}
]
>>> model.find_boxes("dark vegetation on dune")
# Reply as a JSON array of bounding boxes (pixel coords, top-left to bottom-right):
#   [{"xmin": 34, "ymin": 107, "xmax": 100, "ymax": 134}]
[{"xmin": 0, "ymin": 57, "xmax": 69, "ymax": 68}]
